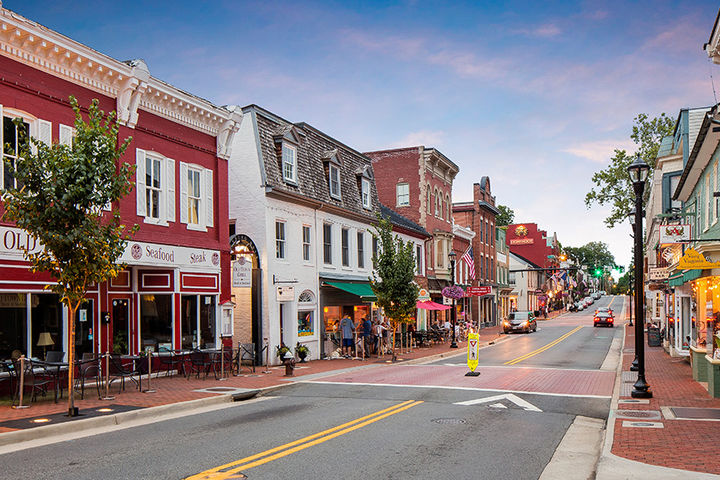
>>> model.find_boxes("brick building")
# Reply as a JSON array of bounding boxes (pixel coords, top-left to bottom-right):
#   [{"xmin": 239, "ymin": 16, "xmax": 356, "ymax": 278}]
[
  {"xmin": 364, "ymin": 147, "xmax": 458, "ymax": 305},
  {"xmin": 0, "ymin": 6, "xmax": 242, "ymax": 360},
  {"xmin": 505, "ymin": 223, "xmax": 559, "ymax": 269},
  {"xmin": 452, "ymin": 178, "xmax": 500, "ymax": 325}
]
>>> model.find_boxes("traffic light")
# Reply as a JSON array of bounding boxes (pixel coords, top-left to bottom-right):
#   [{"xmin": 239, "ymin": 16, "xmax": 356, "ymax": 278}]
[{"xmin": 594, "ymin": 268, "xmax": 603, "ymax": 277}]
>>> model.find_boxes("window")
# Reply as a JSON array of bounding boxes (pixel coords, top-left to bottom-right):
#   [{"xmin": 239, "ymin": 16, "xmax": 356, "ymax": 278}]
[
  {"xmin": 187, "ymin": 168, "xmax": 201, "ymax": 225},
  {"xmin": 361, "ymin": 178, "xmax": 371, "ymax": 209},
  {"xmin": 479, "ymin": 220, "xmax": 484, "ymax": 243},
  {"xmin": 298, "ymin": 290, "xmax": 316, "ymax": 337},
  {"xmin": 341, "ymin": 228, "xmax": 350, "ymax": 267},
  {"xmin": 357, "ymin": 231, "xmax": 365, "ymax": 268},
  {"xmin": 302, "ymin": 225, "xmax": 311, "ymax": 262},
  {"xmin": 491, "ymin": 224, "xmax": 495, "ymax": 246},
  {"xmin": 276, "ymin": 221, "xmax": 286, "ymax": 259},
  {"xmin": 329, "ymin": 164, "xmax": 341, "ymax": 199},
  {"xmin": 416, "ymin": 245, "xmax": 422, "ymax": 273},
  {"xmin": 435, "ymin": 238, "xmax": 445, "ymax": 269},
  {"xmin": 146, "ymin": 156, "xmax": 162, "ymax": 220},
  {"xmin": 373, "ymin": 236, "xmax": 379, "ymax": 260},
  {"xmin": 435, "ymin": 190, "xmax": 440, "ymax": 216},
  {"xmin": 140, "ymin": 294, "xmax": 173, "ymax": 351},
  {"xmin": 282, "ymin": 143, "xmax": 297, "ymax": 183},
  {"xmin": 437, "ymin": 195, "xmax": 443, "ymax": 219},
  {"xmin": 323, "ymin": 224, "xmax": 332, "ymax": 264},
  {"xmin": 396, "ymin": 183, "xmax": 410, "ymax": 206},
  {"xmin": 2, "ymin": 115, "xmax": 29, "ymax": 190},
  {"xmin": 446, "ymin": 194, "xmax": 450, "ymax": 221},
  {"xmin": 427, "ymin": 187, "xmax": 431, "ymax": 214}
]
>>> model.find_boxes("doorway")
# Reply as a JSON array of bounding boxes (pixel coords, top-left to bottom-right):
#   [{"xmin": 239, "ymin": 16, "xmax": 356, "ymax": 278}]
[
  {"xmin": 74, "ymin": 300, "xmax": 94, "ymax": 357},
  {"xmin": 111, "ymin": 298, "xmax": 130, "ymax": 354}
]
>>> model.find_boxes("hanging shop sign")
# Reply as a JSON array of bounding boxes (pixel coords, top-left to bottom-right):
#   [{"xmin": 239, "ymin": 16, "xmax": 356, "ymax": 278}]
[
  {"xmin": 232, "ymin": 256, "xmax": 252, "ymax": 287},
  {"xmin": 659, "ymin": 224, "xmax": 691, "ymax": 244},
  {"xmin": 418, "ymin": 288, "xmax": 430, "ymax": 301},
  {"xmin": 276, "ymin": 286, "xmax": 295, "ymax": 302},
  {"xmin": 467, "ymin": 286, "xmax": 492, "ymax": 296},
  {"xmin": 648, "ymin": 267, "xmax": 669, "ymax": 281},
  {"xmin": 677, "ymin": 248, "xmax": 720, "ymax": 270}
]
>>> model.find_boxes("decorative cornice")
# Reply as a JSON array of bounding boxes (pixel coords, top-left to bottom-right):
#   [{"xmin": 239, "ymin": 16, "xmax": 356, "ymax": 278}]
[{"xmin": 0, "ymin": 6, "xmax": 241, "ymax": 140}]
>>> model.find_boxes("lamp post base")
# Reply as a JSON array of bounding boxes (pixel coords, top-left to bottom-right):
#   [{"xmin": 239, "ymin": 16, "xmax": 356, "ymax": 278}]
[
  {"xmin": 630, "ymin": 356, "xmax": 639, "ymax": 371},
  {"xmin": 631, "ymin": 379, "xmax": 652, "ymax": 398},
  {"xmin": 450, "ymin": 341, "xmax": 458, "ymax": 348}
]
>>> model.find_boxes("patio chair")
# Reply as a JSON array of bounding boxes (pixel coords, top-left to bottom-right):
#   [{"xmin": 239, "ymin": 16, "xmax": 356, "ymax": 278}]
[
  {"xmin": 187, "ymin": 350, "xmax": 212, "ymax": 379},
  {"xmin": 108, "ymin": 354, "xmax": 140, "ymax": 392},
  {"xmin": 45, "ymin": 351, "xmax": 65, "ymax": 363},
  {"xmin": 158, "ymin": 350, "xmax": 184, "ymax": 377},
  {"xmin": 12, "ymin": 358, "xmax": 54, "ymax": 404},
  {"xmin": 75, "ymin": 353, "xmax": 101, "ymax": 400},
  {"xmin": 238, "ymin": 343, "xmax": 256, "ymax": 373}
]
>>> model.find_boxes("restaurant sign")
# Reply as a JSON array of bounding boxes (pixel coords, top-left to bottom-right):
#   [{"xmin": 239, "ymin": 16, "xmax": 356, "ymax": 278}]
[
  {"xmin": 467, "ymin": 286, "xmax": 492, "ymax": 296},
  {"xmin": 677, "ymin": 248, "xmax": 720, "ymax": 270},
  {"xmin": 0, "ymin": 226, "xmax": 43, "ymax": 261},
  {"xmin": 418, "ymin": 288, "xmax": 430, "ymax": 301},
  {"xmin": 659, "ymin": 224, "xmax": 691, "ymax": 244},
  {"xmin": 648, "ymin": 267, "xmax": 669, "ymax": 281},
  {"xmin": 119, "ymin": 241, "xmax": 221, "ymax": 271}
]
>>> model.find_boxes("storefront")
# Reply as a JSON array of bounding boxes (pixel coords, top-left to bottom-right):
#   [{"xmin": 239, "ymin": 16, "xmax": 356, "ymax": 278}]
[{"xmin": 319, "ymin": 280, "xmax": 375, "ymax": 358}]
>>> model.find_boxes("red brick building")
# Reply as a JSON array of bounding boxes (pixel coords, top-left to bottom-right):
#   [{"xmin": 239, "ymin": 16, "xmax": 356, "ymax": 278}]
[
  {"xmin": 0, "ymin": 7, "xmax": 242, "ymax": 361},
  {"xmin": 505, "ymin": 223, "xmax": 559, "ymax": 269},
  {"xmin": 364, "ymin": 146, "xmax": 458, "ymax": 305},
  {"xmin": 452, "ymin": 178, "xmax": 500, "ymax": 325}
]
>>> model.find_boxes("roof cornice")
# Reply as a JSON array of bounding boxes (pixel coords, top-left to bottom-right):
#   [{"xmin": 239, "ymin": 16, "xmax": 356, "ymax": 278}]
[{"xmin": 0, "ymin": 6, "xmax": 241, "ymax": 149}]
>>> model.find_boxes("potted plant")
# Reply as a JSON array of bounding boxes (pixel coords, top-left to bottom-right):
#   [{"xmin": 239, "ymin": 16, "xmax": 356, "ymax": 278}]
[
  {"xmin": 295, "ymin": 343, "xmax": 310, "ymax": 362},
  {"xmin": 275, "ymin": 344, "xmax": 291, "ymax": 360}
]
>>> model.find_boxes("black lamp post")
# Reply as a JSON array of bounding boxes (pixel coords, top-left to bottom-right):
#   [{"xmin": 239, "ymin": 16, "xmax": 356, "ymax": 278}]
[
  {"xmin": 627, "ymin": 155, "xmax": 652, "ymax": 398},
  {"xmin": 449, "ymin": 251, "xmax": 458, "ymax": 348}
]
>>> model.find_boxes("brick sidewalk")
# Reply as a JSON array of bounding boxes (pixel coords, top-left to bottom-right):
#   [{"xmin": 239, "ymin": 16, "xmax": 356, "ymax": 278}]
[
  {"xmin": 0, "ymin": 326, "xmax": 502, "ymax": 434},
  {"xmin": 612, "ymin": 321, "xmax": 720, "ymax": 474}
]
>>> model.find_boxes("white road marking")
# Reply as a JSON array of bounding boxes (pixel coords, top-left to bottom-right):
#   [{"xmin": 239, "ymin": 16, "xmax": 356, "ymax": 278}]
[
  {"xmin": 454, "ymin": 393, "xmax": 543, "ymax": 412},
  {"xmin": 489, "ymin": 403, "xmax": 507, "ymax": 409}
]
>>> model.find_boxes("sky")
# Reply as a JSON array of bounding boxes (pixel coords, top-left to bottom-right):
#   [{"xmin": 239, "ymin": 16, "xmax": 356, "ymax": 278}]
[{"xmin": 6, "ymin": 0, "xmax": 720, "ymax": 271}]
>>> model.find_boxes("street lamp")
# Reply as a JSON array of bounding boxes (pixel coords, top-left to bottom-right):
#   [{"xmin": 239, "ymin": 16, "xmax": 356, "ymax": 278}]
[
  {"xmin": 626, "ymin": 154, "xmax": 652, "ymax": 398},
  {"xmin": 449, "ymin": 251, "xmax": 458, "ymax": 349}
]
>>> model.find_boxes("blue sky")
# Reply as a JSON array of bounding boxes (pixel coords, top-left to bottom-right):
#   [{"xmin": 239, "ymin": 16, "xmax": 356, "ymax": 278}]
[{"xmin": 7, "ymin": 0, "xmax": 720, "ymax": 270}]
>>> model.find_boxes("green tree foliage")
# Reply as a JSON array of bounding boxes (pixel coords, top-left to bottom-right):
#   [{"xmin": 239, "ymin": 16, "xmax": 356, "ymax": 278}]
[
  {"xmin": 496, "ymin": 204, "xmax": 515, "ymax": 226},
  {"xmin": 370, "ymin": 214, "xmax": 418, "ymax": 360},
  {"xmin": 2, "ymin": 97, "xmax": 137, "ymax": 414},
  {"xmin": 564, "ymin": 241, "xmax": 617, "ymax": 271},
  {"xmin": 613, "ymin": 270, "xmax": 631, "ymax": 295},
  {"xmin": 585, "ymin": 113, "xmax": 674, "ymax": 227}
]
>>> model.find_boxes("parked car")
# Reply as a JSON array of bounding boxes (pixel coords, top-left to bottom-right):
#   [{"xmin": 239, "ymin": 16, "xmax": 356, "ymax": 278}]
[
  {"xmin": 503, "ymin": 311, "xmax": 537, "ymax": 334},
  {"xmin": 593, "ymin": 292, "xmax": 601, "ymax": 300},
  {"xmin": 593, "ymin": 312, "xmax": 614, "ymax": 327},
  {"xmin": 584, "ymin": 296, "xmax": 594, "ymax": 307},
  {"xmin": 575, "ymin": 302, "xmax": 585, "ymax": 311}
]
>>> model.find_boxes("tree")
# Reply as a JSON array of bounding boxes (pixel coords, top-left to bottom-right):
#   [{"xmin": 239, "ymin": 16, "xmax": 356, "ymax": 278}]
[
  {"xmin": 564, "ymin": 241, "xmax": 617, "ymax": 272},
  {"xmin": 2, "ymin": 97, "xmax": 136, "ymax": 415},
  {"xmin": 496, "ymin": 204, "xmax": 515, "ymax": 226},
  {"xmin": 370, "ymin": 214, "xmax": 419, "ymax": 362},
  {"xmin": 585, "ymin": 113, "xmax": 674, "ymax": 227},
  {"xmin": 613, "ymin": 270, "xmax": 631, "ymax": 295}
]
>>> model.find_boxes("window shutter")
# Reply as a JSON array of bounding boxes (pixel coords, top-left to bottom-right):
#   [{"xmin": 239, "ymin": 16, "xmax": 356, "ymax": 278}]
[
  {"xmin": 59, "ymin": 124, "xmax": 74, "ymax": 147},
  {"xmin": 205, "ymin": 168, "xmax": 214, "ymax": 228},
  {"xmin": 38, "ymin": 120, "xmax": 52, "ymax": 146},
  {"xmin": 136, "ymin": 149, "xmax": 146, "ymax": 217},
  {"xmin": 180, "ymin": 162, "xmax": 188, "ymax": 224},
  {"xmin": 166, "ymin": 158, "xmax": 175, "ymax": 222}
]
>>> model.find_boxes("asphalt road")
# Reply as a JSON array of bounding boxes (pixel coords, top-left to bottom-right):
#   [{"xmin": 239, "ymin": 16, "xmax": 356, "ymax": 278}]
[{"xmin": 0, "ymin": 296, "xmax": 622, "ymax": 480}]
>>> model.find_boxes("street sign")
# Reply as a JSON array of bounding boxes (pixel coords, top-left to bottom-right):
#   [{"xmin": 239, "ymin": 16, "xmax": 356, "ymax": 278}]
[
  {"xmin": 466, "ymin": 332, "xmax": 480, "ymax": 376},
  {"xmin": 467, "ymin": 286, "xmax": 492, "ymax": 296}
]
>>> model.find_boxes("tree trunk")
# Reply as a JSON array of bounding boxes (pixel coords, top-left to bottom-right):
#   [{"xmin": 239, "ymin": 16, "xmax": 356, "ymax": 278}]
[{"xmin": 67, "ymin": 302, "xmax": 78, "ymax": 416}]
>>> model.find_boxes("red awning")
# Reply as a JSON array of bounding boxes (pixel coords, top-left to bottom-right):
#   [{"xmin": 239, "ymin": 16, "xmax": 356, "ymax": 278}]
[{"xmin": 416, "ymin": 300, "xmax": 451, "ymax": 311}]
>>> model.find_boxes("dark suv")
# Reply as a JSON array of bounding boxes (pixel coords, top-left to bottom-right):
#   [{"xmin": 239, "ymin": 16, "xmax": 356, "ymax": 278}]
[{"xmin": 503, "ymin": 311, "xmax": 537, "ymax": 334}]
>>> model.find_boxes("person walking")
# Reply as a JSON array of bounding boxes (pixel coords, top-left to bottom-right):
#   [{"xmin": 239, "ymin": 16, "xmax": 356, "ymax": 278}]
[
  {"xmin": 361, "ymin": 316, "xmax": 372, "ymax": 358},
  {"xmin": 339, "ymin": 313, "xmax": 356, "ymax": 358}
]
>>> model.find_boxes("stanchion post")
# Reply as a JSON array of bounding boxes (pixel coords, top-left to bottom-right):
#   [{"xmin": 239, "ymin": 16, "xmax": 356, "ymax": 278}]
[
  {"xmin": 102, "ymin": 351, "xmax": 115, "ymax": 401},
  {"xmin": 263, "ymin": 338, "xmax": 271, "ymax": 374},
  {"xmin": 219, "ymin": 344, "xmax": 227, "ymax": 381},
  {"xmin": 12, "ymin": 355, "xmax": 29, "ymax": 409},
  {"xmin": 144, "ymin": 349, "xmax": 156, "ymax": 393}
]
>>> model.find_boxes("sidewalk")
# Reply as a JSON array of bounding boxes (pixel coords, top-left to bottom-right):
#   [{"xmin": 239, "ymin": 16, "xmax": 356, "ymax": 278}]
[
  {"xmin": 598, "ymin": 310, "xmax": 720, "ymax": 478},
  {"xmin": 0, "ymin": 326, "xmax": 502, "ymax": 439}
]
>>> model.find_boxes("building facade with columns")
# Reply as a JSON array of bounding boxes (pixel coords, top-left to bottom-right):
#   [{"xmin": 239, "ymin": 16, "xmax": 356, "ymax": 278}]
[{"xmin": 0, "ymin": 6, "xmax": 241, "ymax": 361}]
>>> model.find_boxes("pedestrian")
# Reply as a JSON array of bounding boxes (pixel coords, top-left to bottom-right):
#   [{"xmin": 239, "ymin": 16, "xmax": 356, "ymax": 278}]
[
  {"xmin": 361, "ymin": 316, "xmax": 372, "ymax": 357},
  {"xmin": 339, "ymin": 313, "xmax": 355, "ymax": 358},
  {"xmin": 374, "ymin": 320, "xmax": 387, "ymax": 355}
]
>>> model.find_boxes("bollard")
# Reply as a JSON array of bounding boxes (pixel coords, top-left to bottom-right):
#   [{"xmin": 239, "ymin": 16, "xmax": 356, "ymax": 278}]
[
  {"xmin": 143, "ymin": 349, "xmax": 156, "ymax": 393},
  {"xmin": 219, "ymin": 344, "xmax": 227, "ymax": 381},
  {"xmin": 263, "ymin": 338, "xmax": 271, "ymax": 374},
  {"xmin": 12, "ymin": 355, "xmax": 29, "ymax": 409},
  {"xmin": 101, "ymin": 352, "xmax": 115, "ymax": 400}
]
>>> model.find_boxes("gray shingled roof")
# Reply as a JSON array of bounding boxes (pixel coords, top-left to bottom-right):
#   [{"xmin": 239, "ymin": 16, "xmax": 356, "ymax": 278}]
[{"xmin": 380, "ymin": 204, "xmax": 431, "ymax": 238}]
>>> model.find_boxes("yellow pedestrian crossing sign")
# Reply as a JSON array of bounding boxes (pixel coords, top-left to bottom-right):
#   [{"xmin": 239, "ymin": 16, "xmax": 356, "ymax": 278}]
[{"xmin": 466, "ymin": 332, "xmax": 480, "ymax": 375}]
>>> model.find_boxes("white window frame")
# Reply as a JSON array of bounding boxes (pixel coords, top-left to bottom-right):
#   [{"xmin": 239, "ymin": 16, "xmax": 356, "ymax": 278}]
[
  {"xmin": 282, "ymin": 143, "xmax": 297, "ymax": 184},
  {"xmin": 329, "ymin": 164, "xmax": 341, "ymax": 199},
  {"xmin": 445, "ymin": 194, "xmax": 451, "ymax": 222},
  {"xmin": 323, "ymin": 223, "xmax": 333, "ymax": 265},
  {"xmin": 357, "ymin": 231, "xmax": 365, "ymax": 269},
  {"xmin": 187, "ymin": 167, "xmax": 202, "ymax": 226},
  {"xmin": 341, "ymin": 227, "xmax": 350, "ymax": 267},
  {"xmin": 137, "ymin": 149, "xmax": 176, "ymax": 227},
  {"xmin": 145, "ymin": 155, "xmax": 163, "ymax": 222},
  {"xmin": 706, "ymin": 174, "xmax": 712, "ymax": 231},
  {"xmin": 302, "ymin": 225, "xmax": 312, "ymax": 263},
  {"xmin": 396, "ymin": 183, "xmax": 410, "ymax": 206},
  {"xmin": 179, "ymin": 161, "xmax": 213, "ymax": 231},
  {"xmin": 0, "ymin": 107, "xmax": 43, "ymax": 191},
  {"xmin": 276, "ymin": 220, "xmax": 286, "ymax": 260},
  {"xmin": 361, "ymin": 178, "xmax": 371, "ymax": 209}
]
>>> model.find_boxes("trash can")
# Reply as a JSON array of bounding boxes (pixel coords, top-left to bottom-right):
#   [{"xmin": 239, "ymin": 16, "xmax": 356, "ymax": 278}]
[{"xmin": 647, "ymin": 326, "xmax": 662, "ymax": 347}]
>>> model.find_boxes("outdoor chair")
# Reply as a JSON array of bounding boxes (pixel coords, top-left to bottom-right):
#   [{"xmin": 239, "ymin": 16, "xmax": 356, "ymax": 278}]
[
  {"xmin": 237, "ymin": 343, "xmax": 256, "ymax": 373},
  {"xmin": 11, "ymin": 358, "xmax": 54, "ymax": 405},
  {"xmin": 187, "ymin": 350, "xmax": 212, "ymax": 379},
  {"xmin": 108, "ymin": 354, "xmax": 140, "ymax": 392},
  {"xmin": 75, "ymin": 353, "xmax": 101, "ymax": 400},
  {"xmin": 45, "ymin": 351, "xmax": 65, "ymax": 363},
  {"xmin": 158, "ymin": 350, "xmax": 184, "ymax": 377}
]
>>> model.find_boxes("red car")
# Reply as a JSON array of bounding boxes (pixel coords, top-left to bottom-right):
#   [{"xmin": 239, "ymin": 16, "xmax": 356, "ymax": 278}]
[{"xmin": 593, "ymin": 312, "xmax": 614, "ymax": 327}]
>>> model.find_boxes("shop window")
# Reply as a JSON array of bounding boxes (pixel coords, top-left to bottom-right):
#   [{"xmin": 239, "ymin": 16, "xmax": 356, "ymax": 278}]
[
  {"xmin": 0, "ymin": 293, "xmax": 28, "ymax": 359},
  {"xmin": 140, "ymin": 294, "xmax": 172, "ymax": 352},
  {"xmin": 298, "ymin": 290, "xmax": 316, "ymax": 338},
  {"xmin": 181, "ymin": 294, "xmax": 216, "ymax": 349},
  {"xmin": 181, "ymin": 295, "xmax": 198, "ymax": 350},
  {"xmin": 199, "ymin": 295, "xmax": 216, "ymax": 348},
  {"xmin": 396, "ymin": 183, "xmax": 410, "ymax": 206},
  {"xmin": 74, "ymin": 300, "xmax": 94, "ymax": 358},
  {"xmin": 112, "ymin": 298, "xmax": 130, "ymax": 354},
  {"xmin": 357, "ymin": 231, "xmax": 365, "ymax": 268},
  {"xmin": 341, "ymin": 227, "xmax": 350, "ymax": 267},
  {"xmin": 31, "ymin": 294, "xmax": 63, "ymax": 360}
]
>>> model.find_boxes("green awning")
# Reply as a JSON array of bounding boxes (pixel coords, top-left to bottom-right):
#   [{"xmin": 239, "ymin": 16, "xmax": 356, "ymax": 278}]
[
  {"xmin": 668, "ymin": 269, "xmax": 702, "ymax": 287},
  {"xmin": 324, "ymin": 281, "xmax": 376, "ymax": 301}
]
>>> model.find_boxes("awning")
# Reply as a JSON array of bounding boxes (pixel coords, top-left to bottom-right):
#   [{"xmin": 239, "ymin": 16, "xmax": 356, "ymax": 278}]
[
  {"xmin": 668, "ymin": 269, "xmax": 702, "ymax": 287},
  {"xmin": 323, "ymin": 281, "xmax": 376, "ymax": 301},
  {"xmin": 416, "ymin": 300, "xmax": 451, "ymax": 311}
]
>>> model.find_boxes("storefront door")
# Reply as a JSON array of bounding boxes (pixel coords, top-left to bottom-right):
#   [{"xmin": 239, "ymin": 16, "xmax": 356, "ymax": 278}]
[
  {"xmin": 111, "ymin": 298, "xmax": 130, "ymax": 354},
  {"xmin": 74, "ymin": 300, "xmax": 94, "ymax": 357}
]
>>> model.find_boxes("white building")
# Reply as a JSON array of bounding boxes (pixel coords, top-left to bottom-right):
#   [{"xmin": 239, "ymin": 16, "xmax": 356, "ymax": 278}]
[
  {"xmin": 508, "ymin": 252, "xmax": 542, "ymax": 313},
  {"xmin": 228, "ymin": 105, "xmax": 425, "ymax": 363}
]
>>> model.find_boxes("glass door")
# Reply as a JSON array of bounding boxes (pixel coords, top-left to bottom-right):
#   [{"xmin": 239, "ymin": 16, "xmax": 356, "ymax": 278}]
[
  {"xmin": 111, "ymin": 298, "xmax": 130, "ymax": 354},
  {"xmin": 74, "ymin": 300, "xmax": 94, "ymax": 357},
  {"xmin": 181, "ymin": 295, "xmax": 198, "ymax": 350}
]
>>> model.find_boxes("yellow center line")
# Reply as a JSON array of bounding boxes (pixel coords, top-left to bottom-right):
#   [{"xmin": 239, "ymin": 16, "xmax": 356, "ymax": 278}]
[
  {"xmin": 504, "ymin": 325, "xmax": 584, "ymax": 366},
  {"xmin": 185, "ymin": 400, "xmax": 423, "ymax": 480}
]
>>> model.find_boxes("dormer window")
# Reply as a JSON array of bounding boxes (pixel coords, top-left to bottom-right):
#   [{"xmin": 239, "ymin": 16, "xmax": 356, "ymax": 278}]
[
  {"xmin": 324, "ymin": 152, "xmax": 342, "ymax": 200},
  {"xmin": 282, "ymin": 143, "xmax": 297, "ymax": 183}
]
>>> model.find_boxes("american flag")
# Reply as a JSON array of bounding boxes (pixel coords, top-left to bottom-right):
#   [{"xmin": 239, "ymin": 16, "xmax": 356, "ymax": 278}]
[{"xmin": 462, "ymin": 247, "xmax": 476, "ymax": 280}]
